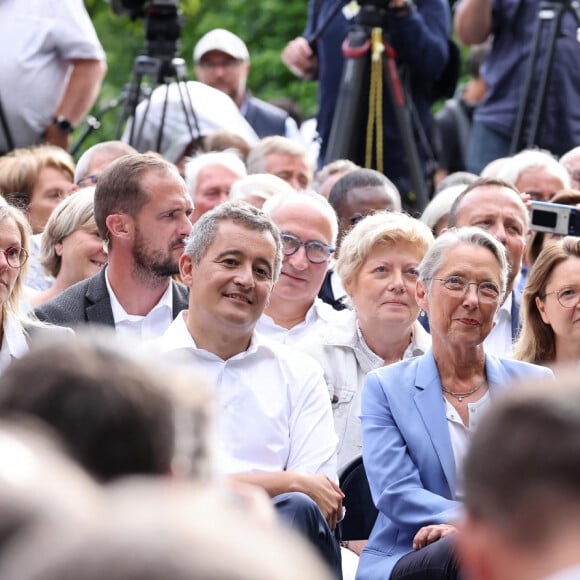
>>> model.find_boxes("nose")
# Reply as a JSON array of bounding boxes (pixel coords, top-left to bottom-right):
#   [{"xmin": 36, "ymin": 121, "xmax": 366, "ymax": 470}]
[
  {"xmin": 490, "ymin": 222, "xmax": 507, "ymax": 244},
  {"xmin": 234, "ymin": 262, "xmax": 254, "ymax": 288},
  {"xmin": 286, "ymin": 176, "xmax": 302, "ymax": 191},
  {"xmin": 286, "ymin": 246, "xmax": 309, "ymax": 270},
  {"xmin": 0, "ymin": 251, "xmax": 9, "ymax": 270},
  {"xmin": 179, "ymin": 214, "xmax": 193, "ymax": 237},
  {"xmin": 461, "ymin": 283, "xmax": 479, "ymax": 309},
  {"xmin": 388, "ymin": 269, "xmax": 405, "ymax": 291}
]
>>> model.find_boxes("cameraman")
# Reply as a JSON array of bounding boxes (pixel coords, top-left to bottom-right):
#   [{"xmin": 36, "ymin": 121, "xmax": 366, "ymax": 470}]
[{"xmin": 282, "ymin": 0, "xmax": 451, "ymax": 212}]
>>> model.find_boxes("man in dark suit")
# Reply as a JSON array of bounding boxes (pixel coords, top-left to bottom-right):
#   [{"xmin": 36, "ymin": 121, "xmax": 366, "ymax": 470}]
[
  {"xmin": 35, "ymin": 154, "xmax": 192, "ymax": 338},
  {"xmin": 193, "ymin": 29, "xmax": 300, "ymax": 140}
]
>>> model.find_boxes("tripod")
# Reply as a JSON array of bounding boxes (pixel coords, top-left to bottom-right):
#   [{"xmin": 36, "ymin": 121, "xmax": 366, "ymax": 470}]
[
  {"xmin": 510, "ymin": 0, "xmax": 580, "ymax": 153},
  {"xmin": 324, "ymin": 1, "xmax": 429, "ymax": 211},
  {"xmin": 116, "ymin": 54, "xmax": 202, "ymax": 156}
]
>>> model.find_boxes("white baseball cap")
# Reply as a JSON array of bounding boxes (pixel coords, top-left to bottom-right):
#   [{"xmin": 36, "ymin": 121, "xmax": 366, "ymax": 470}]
[{"xmin": 193, "ymin": 29, "xmax": 250, "ymax": 63}]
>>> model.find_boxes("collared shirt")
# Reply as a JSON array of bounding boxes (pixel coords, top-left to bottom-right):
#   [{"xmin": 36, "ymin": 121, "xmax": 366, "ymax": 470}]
[
  {"xmin": 484, "ymin": 292, "xmax": 513, "ymax": 358},
  {"xmin": 445, "ymin": 391, "xmax": 491, "ymax": 500},
  {"xmin": 330, "ymin": 269, "xmax": 348, "ymax": 307},
  {"xmin": 105, "ymin": 269, "xmax": 173, "ymax": 340},
  {"xmin": 0, "ymin": 316, "xmax": 29, "ymax": 375},
  {"xmin": 256, "ymin": 298, "xmax": 346, "ymax": 346},
  {"xmin": 157, "ymin": 312, "xmax": 338, "ymax": 479}
]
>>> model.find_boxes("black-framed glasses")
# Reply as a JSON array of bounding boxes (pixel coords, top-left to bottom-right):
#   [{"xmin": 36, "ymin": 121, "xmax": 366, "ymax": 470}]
[
  {"xmin": 543, "ymin": 287, "xmax": 580, "ymax": 309},
  {"xmin": 76, "ymin": 174, "xmax": 98, "ymax": 187},
  {"xmin": 433, "ymin": 276, "xmax": 501, "ymax": 303},
  {"xmin": 280, "ymin": 232, "xmax": 334, "ymax": 264},
  {"xmin": 0, "ymin": 246, "xmax": 28, "ymax": 269}
]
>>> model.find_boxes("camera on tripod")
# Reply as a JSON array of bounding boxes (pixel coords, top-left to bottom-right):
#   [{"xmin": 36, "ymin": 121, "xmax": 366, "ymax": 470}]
[{"xmin": 110, "ymin": 0, "xmax": 183, "ymax": 60}]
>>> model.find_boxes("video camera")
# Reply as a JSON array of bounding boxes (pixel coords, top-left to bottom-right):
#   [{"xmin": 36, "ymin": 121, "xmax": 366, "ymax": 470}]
[{"xmin": 110, "ymin": 0, "xmax": 182, "ymax": 60}]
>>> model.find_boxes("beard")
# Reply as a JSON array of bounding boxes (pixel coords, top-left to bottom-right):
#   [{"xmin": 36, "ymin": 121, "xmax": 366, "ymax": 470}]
[{"xmin": 132, "ymin": 227, "xmax": 182, "ymax": 281}]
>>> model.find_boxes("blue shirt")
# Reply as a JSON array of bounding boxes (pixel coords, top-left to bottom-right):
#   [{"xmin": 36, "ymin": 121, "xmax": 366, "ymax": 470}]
[{"xmin": 473, "ymin": 0, "xmax": 580, "ymax": 155}]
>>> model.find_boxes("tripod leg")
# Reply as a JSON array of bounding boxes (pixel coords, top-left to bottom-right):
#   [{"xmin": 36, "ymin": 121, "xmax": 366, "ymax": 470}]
[{"xmin": 527, "ymin": 3, "xmax": 564, "ymax": 147}]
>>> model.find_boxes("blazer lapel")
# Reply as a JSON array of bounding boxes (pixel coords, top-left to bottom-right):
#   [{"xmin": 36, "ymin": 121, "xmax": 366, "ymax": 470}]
[
  {"xmin": 85, "ymin": 269, "xmax": 115, "ymax": 326},
  {"xmin": 413, "ymin": 350, "xmax": 456, "ymax": 495}
]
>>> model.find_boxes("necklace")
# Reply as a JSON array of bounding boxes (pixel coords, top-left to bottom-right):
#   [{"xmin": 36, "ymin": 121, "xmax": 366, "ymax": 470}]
[{"xmin": 441, "ymin": 376, "xmax": 486, "ymax": 402}]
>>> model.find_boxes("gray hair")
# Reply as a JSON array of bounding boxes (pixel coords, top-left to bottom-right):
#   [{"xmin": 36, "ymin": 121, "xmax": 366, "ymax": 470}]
[
  {"xmin": 184, "ymin": 200, "xmax": 283, "ymax": 282},
  {"xmin": 420, "ymin": 184, "xmax": 466, "ymax": 235},
  {"xmin": 246, "ymin": 136, "xmax": 311, "ymax": 175},
  {"xmin": 418, "ymin": 227, "xmax": 509, "ymax": 301},
  {"xmin": 229, "ymin": 173, "xmax": 295, "ymax": 204},
  {"xmin": 497, "ymin": 148, "xmax": 571, "ymax": 190},
  {"xmin": 184, "ymin": 151, "xmax": 247, "ymax": 199},
  {"xmin": 40, "ymin": 188, "xmax": 97, "ymax": 278},
  {"xmin": 74, "ymin": 141, "xmax": 138, "ymax": 185},
  {"xmin": 261, "ymin": 191, "xmax": 339, "ymax": 246}
]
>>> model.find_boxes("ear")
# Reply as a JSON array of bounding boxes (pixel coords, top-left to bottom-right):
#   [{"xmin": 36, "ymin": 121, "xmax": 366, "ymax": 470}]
[
  {"xmin": 55, "ymin": 241, "xmax": 64, "ymax": 257},
  {"xmin": 180, "ymin": 253, "xmax": 195, "ymax": 287},
  {"xmin": 342, "ymin": 275, "xmax": 354, "ymax": 299},
  {"xmin": 105, "ymin": 214, "xmax": 132, "ymax": 241},
  {"xmin": 415, "ymin": 279, "xmax": 429, "ymax": 313},
  {"xmin": 535, "ymin": 295, "xmax": 551, "ymax": 325}
]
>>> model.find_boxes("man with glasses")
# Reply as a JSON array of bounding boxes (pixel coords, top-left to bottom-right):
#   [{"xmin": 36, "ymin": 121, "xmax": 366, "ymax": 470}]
[
  {"xmin": 257, "ymin": 193, "xmax": 347, "ymax": 345},
  {"xmin": 446, "ymin": 177, "xmax": 529, "ymax": 357},
  {"xmin": 194, "ymin": 29, "xmax": 299, "ymax": 140},
  {"xmin": 156, "ymin": 200, "xmax": 343, "ymax": 578}
]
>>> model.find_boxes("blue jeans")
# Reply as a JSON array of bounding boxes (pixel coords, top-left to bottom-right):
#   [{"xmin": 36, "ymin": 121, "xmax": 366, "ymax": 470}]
[{"xmin": 466, "ymin": 120, "xmax": 511, "ymax": 175}]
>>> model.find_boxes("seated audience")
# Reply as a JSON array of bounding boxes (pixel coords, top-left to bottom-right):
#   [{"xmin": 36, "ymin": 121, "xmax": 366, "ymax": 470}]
[
  {"xmin": 313, "ymin": 159, "xmax": 358, "ymax": 199},
  {"xmin": 74, "ymin": 141, "xmax": 138, "ymax": 188},
  {"xmin": 420, "ymin": 185, "xmax": 466, "ymax": 237},
  {"xmin": 185, "ymin": 151, "xmax": 246, "ymax": 223},
  {"xmin": 258, "ymin": 192, "xmax": 345, "ymax": 344},
  {"xmin": 458, "ymin": 372, "xmax": 580, "ymax": 580},
  {"xmin": 34, "ymin": 154, "xmax": 192, "ymax": 338},
  {"xmin": 247, "ymin": 136, "xmax": 313, "ymax": 191},
  {"xmin": 497, "ymin": 148, "xmax": 570, "ymax": 202},
  {"xmin": 229, "ymin": 173, "xmax": 295, "ymax": 209},
  {"xmin": 203, "ymin": 129, "xmax": 251, "ymax": 162},
  {"xmin": 514, "ymin": 237, "xmax": 580, "ymax": 372},
  {"xmin": 157, "ymin": 201, "xmax": 343, "ymax": 576},
  {"xmin": 323, "ymin": 168, "xmax": 401, "ymax": 311},
  {"xmin": 0, "ymin": 145, "xmax": 76, "ymax": 290},
  {"xmin": 30, "ymin": 188, "xmax": 107, "ymax": 308},
  {"xmin": 301, "ymin": 212, "xmax": 434, "ymax": 474},
  {"xmin": 357, "ymin": 228, "xmax": 553, "ymax": 580}
]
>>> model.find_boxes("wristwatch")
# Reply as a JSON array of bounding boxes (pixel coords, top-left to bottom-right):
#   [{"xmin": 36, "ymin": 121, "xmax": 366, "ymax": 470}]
[{"xmin": 52, "ymin": 115, "xmax": 75, "ymax": 135}]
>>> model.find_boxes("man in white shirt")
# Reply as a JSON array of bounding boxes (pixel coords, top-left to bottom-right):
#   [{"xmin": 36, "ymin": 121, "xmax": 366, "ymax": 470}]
[
  {"xmin": 157, "ymin": 200, "xmax": 343, "ymax": 576},
  {"xmin": 35, "ymin": 154, "xmax": 192, "ymax": 339},
  {"xmin": 446, "ymin": 177, "xmax": 529, "ymax": 357},
  {"xmin": 257, "ymin": 192, "xmax": 345, "ymax": 345}
]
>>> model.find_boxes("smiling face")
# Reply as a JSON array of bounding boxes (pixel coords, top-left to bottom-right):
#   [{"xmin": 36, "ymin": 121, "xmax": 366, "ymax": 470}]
[
  {"xmin": 417, "ymin": 243, "xmax": 503, "ymax": 349},
  {"xmin": 536, "ymin": 256, "xmax": 580, "ymax": 359},
  {"xmin": 28, "ymin": 167, "xmax": 75, "ymax": 234},
  {"xmin": 56, "ymin": 225, "xmax": 107, "ymax": 285},
  {"xmin": 181, "ymin": 220, "xmax": 277, "ymax": 340},
  {"xmin": 269, "ymin": 202, "xmax": 334, "ymax": 310},
  {"xmin": 346, "ymin": 240, "xmax": 422, "ymax": 334},
  {"xmin": 129, "ymin": 170, "xmax": 193, "ymax": 279},
  {"xmin": 0, "ymin": 218, "xmax": 23, "ymax": 307}
]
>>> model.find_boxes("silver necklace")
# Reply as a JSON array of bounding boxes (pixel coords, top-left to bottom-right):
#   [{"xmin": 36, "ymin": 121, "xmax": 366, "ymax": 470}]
[{"xmin": 441, "ymin": 377, "xmax": 486, "ymax": 402}]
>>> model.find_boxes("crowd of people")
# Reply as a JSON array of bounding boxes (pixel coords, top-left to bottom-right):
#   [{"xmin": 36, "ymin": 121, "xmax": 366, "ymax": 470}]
[{"xmin": 0, "ymin": 1, "xmax": 580, "ymax": 579}]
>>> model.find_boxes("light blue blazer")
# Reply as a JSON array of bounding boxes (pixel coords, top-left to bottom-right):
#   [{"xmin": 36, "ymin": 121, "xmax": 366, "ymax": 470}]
[{"xmin": 355, "ymin": 349, "xmax": 554, "ymax": 580}]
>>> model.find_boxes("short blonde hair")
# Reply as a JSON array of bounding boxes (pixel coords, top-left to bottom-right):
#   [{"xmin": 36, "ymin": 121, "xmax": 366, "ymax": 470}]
[
  {"xmin": 40, "ymin": 188, "xmax": 97, "ymax": 278},
  {"xmin": 337, "ymin": 211, "xmax": 434, "ymax": 287},
  {"xmin": 229, "ymin": 174, "xmax": 295, "ymax": 204}
]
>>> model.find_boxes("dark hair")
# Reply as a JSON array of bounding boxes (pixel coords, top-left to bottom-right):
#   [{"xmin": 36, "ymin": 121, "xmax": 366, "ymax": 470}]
[
  {"xmin": 328, "ymin": 168, "xmax": 399, "ymax": 212},
  {"xmin": 94, "ymin": 153, "xmax": 180, "ymax": 242},
  {"xmin": 0, "ymin": 335, "xmax": 176, "ymax": 482}
]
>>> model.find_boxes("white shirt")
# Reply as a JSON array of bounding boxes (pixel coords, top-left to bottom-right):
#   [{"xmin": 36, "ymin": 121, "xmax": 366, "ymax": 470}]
[
  {"xmin": 330, "ymin": 269, "xmax": 349, "ymax": 308},
  {"xmin": 445, "ymin": 391, "xmax": 491, "ymax": 500},
  {"xmin": 105, "ymin": 270, "xmax": 174, "ymax": 340},
  {"xmin": 157, "ymin": 312, "xmax": 338, "ymax": 479},
  {"xmin": 544, "ymin": 565, "xmax": 580, "ymax": 580},
  {"xmin": 484, "ymin": 292, "xmax": 513, "ymax": 358},
  {"xmin": 256, "ymin": 298, "xmax": 346, "ymax": 346},
  {"xmin": 0, "ymin": 316, "xmax": 29, "ymax": 374}
]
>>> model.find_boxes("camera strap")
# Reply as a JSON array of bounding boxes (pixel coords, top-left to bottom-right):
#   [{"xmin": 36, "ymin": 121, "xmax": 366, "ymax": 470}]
[{"xmin": 0, "ymin": 92, "xmax": 15, "ymax": 154}]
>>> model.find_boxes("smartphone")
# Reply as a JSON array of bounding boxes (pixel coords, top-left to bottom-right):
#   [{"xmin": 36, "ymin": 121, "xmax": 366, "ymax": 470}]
[{"xmin": 529, "ymin": 201, "xmax": 580, "ymax": 235}]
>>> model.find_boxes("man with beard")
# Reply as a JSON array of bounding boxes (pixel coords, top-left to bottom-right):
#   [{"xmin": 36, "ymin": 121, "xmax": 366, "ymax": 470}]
[{"xmin": 35, "ymin": 154, "xmax": 193, "ymax": 339}]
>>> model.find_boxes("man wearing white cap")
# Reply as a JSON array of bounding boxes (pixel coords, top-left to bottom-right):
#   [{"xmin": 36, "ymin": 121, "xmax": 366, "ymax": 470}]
[{"xmin": 194, "ymin": 29, "xmax": 300, "ymax": 141}]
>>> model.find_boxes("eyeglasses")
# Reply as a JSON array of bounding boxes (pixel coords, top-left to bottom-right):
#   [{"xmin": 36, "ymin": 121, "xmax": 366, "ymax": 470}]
[
  {"xmin": 197, "ymin": 59, "xmax": 244, "ymax": 70},
  {"xmin": 432, "ymin": 276, "xmax": 501, "ymax": 303},
  {"xmin": 280, "ymin": 232, "xmax": 334, "ymax": 264},
  {"xmin": 0, "ymin": 246, "xmax": 28, "ymax": 269},
  {"xmin": 543, "ymin": 287, "xmax": 580, "ymax": 308},
  {"xmin": 76, "ymin": 174, "xmax": 98, "ymax": 187}
]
